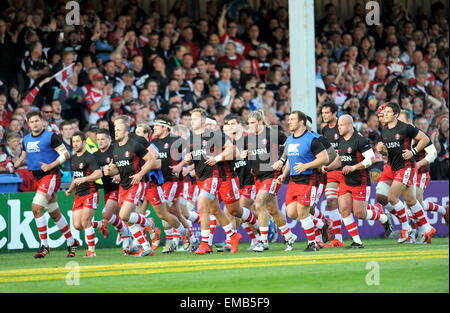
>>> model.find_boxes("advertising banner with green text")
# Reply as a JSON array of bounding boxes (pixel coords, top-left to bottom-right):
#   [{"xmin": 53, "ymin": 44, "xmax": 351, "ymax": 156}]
[{"xmin": 0, "ymin": 191, "xmax": 163, "ymax": 252}]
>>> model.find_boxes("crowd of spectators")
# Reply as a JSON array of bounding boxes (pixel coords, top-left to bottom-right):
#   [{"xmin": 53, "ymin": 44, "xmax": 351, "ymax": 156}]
[{"xmin": 0, "ymin": 0, "xmax": 448, "ymax": 191}]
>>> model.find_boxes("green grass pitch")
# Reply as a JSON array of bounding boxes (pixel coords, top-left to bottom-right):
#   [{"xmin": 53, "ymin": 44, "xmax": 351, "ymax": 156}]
[{"xmin": 0, "ymin": 238, "xmax": 448, "ymax": 293}]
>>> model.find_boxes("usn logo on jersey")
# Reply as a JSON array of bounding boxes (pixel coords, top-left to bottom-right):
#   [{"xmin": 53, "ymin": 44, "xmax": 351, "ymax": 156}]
[
  {"xmin": 27, "ymin": 141, "xmax": 41, "ymax": 153},
  {"xmin": 287, "ymin": 144, "xmax": 300, "ymax": 156}
]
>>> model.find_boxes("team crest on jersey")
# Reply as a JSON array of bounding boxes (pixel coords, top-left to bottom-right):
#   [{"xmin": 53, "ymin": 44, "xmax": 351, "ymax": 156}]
[
  {"xmin": 125, "ymin": 151, "xmax": 130, "ymax": 158},
  {"xmin": 202, "ymin": 140, "xmax": 207, "ymax": 147},
  {"xmin": 79, "ymin": 163, "xmax": 84, "ymax": 169},
  {"xmin": 395, "ymin": 134, "xmax": 401, "ymax": 140},
  {"xmin": 164, "ymin": 143, "xmax": 169, "ymax": 149},
  {"xmin": 106, "ymin": 157, "xmax": 111, "ymax": 163},
  {"xmin": 262, "ymin": 138, "xmax": 268, "ymax": 144},
  {"xmin": 347, "ymin": 147, "xmax": 352, "ymax": 154},
  {"xmin": 334, "ymin": 133, "xmax": 339, "ymax": 140}
]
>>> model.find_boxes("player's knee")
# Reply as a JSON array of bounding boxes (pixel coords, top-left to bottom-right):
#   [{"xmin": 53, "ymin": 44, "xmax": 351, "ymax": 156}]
[
  {"xmin": 286, "ymin": 209, "xmax": 297, "ymax": 220},
  {"xmin": 32, "ymin": 193, "xmax": 48, "ymax": 211},
  {"xmin": 119, "ymin": 211, "xmax": 130, "ymax": 222},
  {"xmin": 387, "ymin": 195, "xmax": 399, "ymax": 205},
  {"xmin": 82, "ymin": 219, "xmax": 91, "ymax": 229},
  {"xmin": 354, "ymin": 210, "xmax": 365, "ymax": 219}
]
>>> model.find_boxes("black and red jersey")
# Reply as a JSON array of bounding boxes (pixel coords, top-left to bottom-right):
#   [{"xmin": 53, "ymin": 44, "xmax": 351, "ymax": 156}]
[
  {"xmin": 70, "ymin": 151, "xmax": 100, "ymax": 197},
  {"xmin": 321, "ymin": 122, "xmax": 341, "ymax": 172},
  {"xmin": 414, "ymin": 139, "xmax": 432, "ymax": 174},
  {"xmin": 188, "ymin": 128, "xmax": 235, "ymax": 182},
  {"xmin": 112, "ymin": 138, "xmax": 148, "ymax": 190},
  {"xmin": 233, "ymin": 134, "xmax": 254, "ymax": 189},
  {"xmin": 245, "ymin": 126, "xmax": 286, "ymax": 180},
  {"xmin": 94, "ymin": 146, "xmax": 119, "ymax": 193},
  {"xmin": 150, "ymin": 135, "xmax": 186, "ymax": 182},
  {"xmin": 337, "ymin": 132, "xmax": 372, "ymax": 186},
  {"xmin": 321, "ymin": 122, "xmax": 339, "ymax": 150},
  {"xmin": 381, "ymin": 120, "xmax": 419, "ymax": 171}
]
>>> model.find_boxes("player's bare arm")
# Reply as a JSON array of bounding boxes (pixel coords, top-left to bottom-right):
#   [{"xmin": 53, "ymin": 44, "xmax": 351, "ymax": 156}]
[
  {"xmin": 342, "ymin": 148, "xmax": 376, "ymax": 175},
  {"xmin": 402, "ymin": 130, "xmax": 431, "ymax": 160},
  {"xmin": 14, "ymin": 150, "xmax": 27, "ymax": 168},
  {"xmin": 129, "ymin": 151, "xmax": 160, "ymax": 185},
  {"xmin": 65, "ymin": 180, "xmax": 76, "ymax": 197},
  {"xmin": 416, "ymin": 144, "xmax": 438, "ymax": 169},
  {"xmin": 74, "ymin": 169, "xmax": 102, "ymax": 185}
]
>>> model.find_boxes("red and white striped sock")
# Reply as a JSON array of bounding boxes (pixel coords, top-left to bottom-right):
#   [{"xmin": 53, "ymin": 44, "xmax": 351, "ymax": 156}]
[
  {"xmin": 242, "ymin": 222, "xmax": 256, "ymax": 240},
  {"xmin": 165, "ymin": 228, "xmax": 174, "ymax": 242},
  {"xmin": 342, "ymin": 215, "xmax": 362, "ymax": 244},
  {"xmin": 35, "ymin": 215, "xmax": 48, "ymax": 247},
  {"xmin": 260, "ymin": 226, "xmax": 269, "ymax": 243},
  {"xmin": 278, "ymin": 224, "xmax": 293, "ymax": 240},
  {"xmin": 173, "ymin": 228, "xmax": 180, "ymax": 244},
  {"xmin": 328, "ymin": 209, "xmax": 343, "ymax": 242},
  {"xmin": 129, "ymin": 212, "xmax": 151, "ymax": 228},
  {"xmin": 130, "ymin": 224, "xmax": 151, "ymax": 250},
  {"xmin": 300, "ymin": 216, "xmax": 316, "ymax": 244},
  {"xmin": 201, "ymin": 229, "xmax": 209, "ymax": 243},
  {"xmin": 226, "ymin": 234, "xmax": 231, "ymax": 246},
  {"xmin": 222, "ymin": 223, "xmax": 236, "ymax": 238},
  {"xmin": 241, "ymin": 207, "xmax": 259, "ymax": 228},
  {"xmin": 108, "ymin": 214, "xmax": 128, "ymax": 237},
  {"xmin": 313, "ymin": 209, "xmax": 325, "ymax": 220},
  {"xmin": 208, "ymin": 216, "xmax": 217, "ymax": 246},
  {"xmin": 85, "ymin": 226, "xmax": 96, "ymax": 251},
  {"xmin": 188, "ymin": 211, "xmax": 201, "ymax": 224},
  {"xmin": 312, "ymin": 216, "xmax": 324, "ymax": 229},
  {"xmin": 55, "ymin": 215, "xmax": 75, "ymax": 246},
  {"xmin": 393, "ymin": 202, "xmax": 410, "ymax": 230},
  {"xmin": 365, "ymin": 206, "xmax": 381, "ymax": 220},
  {"xmin": 409, "ymin": 202, "xmax": 432, "ymax": 233},
  {"xmin": 92, "ymin": 220, "xmax": 103, "ymax": 229},
  {"xmin": 423, "ymin": 201, "xmax": 446, "ymax": 215}
]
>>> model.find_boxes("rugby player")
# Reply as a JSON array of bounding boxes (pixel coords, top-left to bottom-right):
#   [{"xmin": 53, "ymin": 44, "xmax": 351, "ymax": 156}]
[
  {"xmin": 327, "ymin": 115, "xmax": 389, "ymax": 248},
  {"xmin": 277, "ymin": 111, "xmax": 329, "ymax": 251},
  {"xmin": 92, "ymin": 128, "xmax": 133, "ymax": 252},
  {"xmin": 243, "ymin": 110, "xmax": 296, "ymax": 252},
  {"xmin": 376, "ymin": 103, "xmax": 435, "ymax": 243},
  {"xmin": 65, "ymin": 131, "xmax": 102, "ymax": 257},
  {"xmin": 15, "ymin": 111, "xmax": 79, "ymax": 258},
  {"xmin": 185, "ymin": 108, "xmax": 242, "ymax": 254},
  {"xmin": 104, "ymin": 118, "xmax": 160, "ymax": 256}
]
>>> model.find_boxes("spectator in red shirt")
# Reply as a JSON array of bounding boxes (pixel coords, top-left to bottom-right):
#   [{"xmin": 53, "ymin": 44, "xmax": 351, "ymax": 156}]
[{"xmin": 218, "ymin": 42, "xmax": 245, "ymax": 69}]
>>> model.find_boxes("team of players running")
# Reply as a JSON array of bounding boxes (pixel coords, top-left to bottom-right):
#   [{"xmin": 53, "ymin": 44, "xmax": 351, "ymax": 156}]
[{"xmin": 17, "ymin": 102, "xmax": 449, "ymax": 258}]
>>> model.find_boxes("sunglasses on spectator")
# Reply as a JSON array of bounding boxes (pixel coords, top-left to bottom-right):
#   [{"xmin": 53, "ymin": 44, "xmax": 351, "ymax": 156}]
[{"xmin": 43, "ymin": 111, "xmax": 53, "ymax": 113}]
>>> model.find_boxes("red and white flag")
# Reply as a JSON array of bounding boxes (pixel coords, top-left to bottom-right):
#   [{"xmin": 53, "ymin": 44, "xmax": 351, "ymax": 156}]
[{"xmin": 53, "ymin": 63, "xmax": 76, "ymax": 96}]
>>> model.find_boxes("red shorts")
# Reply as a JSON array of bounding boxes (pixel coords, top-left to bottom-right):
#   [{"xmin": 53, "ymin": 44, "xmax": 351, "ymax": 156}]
[
  {"xmin": 145, "ymin": 182, "xmax": 165, "ymax": 206},
  {"xmin": 118, "ymin": 182, "xmax": 146, "ymax": 207},
  {"xmin": 379, "ymin": 163, "xmax": 394, "ymax": 182},
  {"xmin": 73, "ymin": 192, "xmax": 99, "ymax": 212},
  {"xmin": 393, "ymin": 167, "xmax": 416, "ymax": 187},
  {"xmin": 315, "ymin": 183, "xmax": 325, "ymax": 205},
  {"xmin": 104, "ymin": 190, "xmax": 119, "ymax": 203},
  {"xmin": 255, "ymin": 177, "xmax": 282, "ymax": 195},
  {"xmin": 338, "ymin": 183, "xmax": 370, "ymax": 202},
  {"xmin": 198, "ymin": 177, "xmax": 241, "ymax": 204},
  {"xmin": 240, "ymin": 185, "xmax": 256, "ymax": 200},
  {"xmin": 326, "ymin": 170, "xmax": 343, "ymax": 184},
  {"xmin": 286, "ymin": 182, "xmax": 317, "ymax": 207},
  {"xmin": 182, "ymin": 181, "xmax": 197, "ymax": 201},
  {"xmin": 36, "ymin": 173, "xmax": 61, "ymax": 198},
  {"xmin": 161, "ymin": 181, "xmax": 180, "ymax": 202},
  {"xmin": 416, "ymin": 172, "xmax": 430, "ymax": 190}
]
